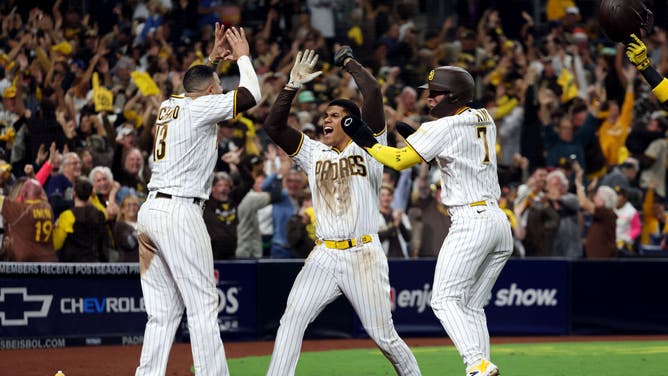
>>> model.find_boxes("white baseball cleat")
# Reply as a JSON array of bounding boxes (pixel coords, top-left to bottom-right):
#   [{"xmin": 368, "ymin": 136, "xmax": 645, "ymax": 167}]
[{"xmin": 465, "ymin": 358, "xmax": 499, "ymax": 376}]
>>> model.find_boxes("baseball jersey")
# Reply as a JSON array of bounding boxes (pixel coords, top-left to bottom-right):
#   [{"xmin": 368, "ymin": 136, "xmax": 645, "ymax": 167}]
[
  {"xmin": 292, "ymin": 132, "xmax": 387, "ymax": 240},
  {"xmin": 0, "ymin": 197, "xmax": 56, "ymax": 262},
  {"xmin": 147, "ymin": 93, "xmax": 237, "ymax": 200},
  {"xmin": 407, "ymin": 107, "xmax": 501, "ymax": 206}
]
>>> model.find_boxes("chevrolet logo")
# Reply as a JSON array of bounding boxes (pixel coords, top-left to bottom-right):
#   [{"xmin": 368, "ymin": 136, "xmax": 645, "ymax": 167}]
[{"xmin": 0, "ymin": 287, "xmax": 52, "ymax": 326}]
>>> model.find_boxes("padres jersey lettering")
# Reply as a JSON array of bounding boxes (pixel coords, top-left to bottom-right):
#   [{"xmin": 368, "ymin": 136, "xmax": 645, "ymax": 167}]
[
  {"xmin": 293, "ymin": 135, "xmax": 384, "ymax": 240},
  {"xmin": 314, "ymin": 156, "xmax": 367, "ymax": 181}
]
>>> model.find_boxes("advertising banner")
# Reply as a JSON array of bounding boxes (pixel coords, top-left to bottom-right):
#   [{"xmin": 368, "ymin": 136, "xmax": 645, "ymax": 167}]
[
  {"xmin": 0, "ymin": 263, "xmax": 145, "ymax": 349},
  {"xmin": 256, "ymin": 260, "xmax": 354, "ymax": 340},
  {"xmin": 486, "ymin": 259, "xmax": 569, "ymax": 335},
  {"xmin": 354, "ymin": 259, "xmax": 570, "ymax": 338},
  {"xmin": 179, "ymin": 261, "xmax": 258, "ymax": 341},
  {"xmin": 0, "ymin": 261, "xmax": 259, "ymax": 348}
]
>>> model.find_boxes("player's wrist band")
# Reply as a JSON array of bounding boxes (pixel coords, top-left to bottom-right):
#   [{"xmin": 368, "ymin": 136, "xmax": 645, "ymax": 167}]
[
  {"xmin": 641, "ymin": 65, "xmax": 663, "ymax": 88},
  {"xmin": 285, "ymin": 82, "xmax": 300, "ymax": 90},
  {"xmin": 636, "ymin": 58, "xmax": 650, "ymax": 71},
  {"xmin": 208, "ymin": 56, "xmax": 221, "ymax": 65}
]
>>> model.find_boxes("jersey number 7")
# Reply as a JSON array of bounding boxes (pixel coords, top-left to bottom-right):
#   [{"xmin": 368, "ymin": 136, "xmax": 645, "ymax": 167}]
[{"xmin": 476, "ymin": 126, "xmax": 491, "ymax": 164}]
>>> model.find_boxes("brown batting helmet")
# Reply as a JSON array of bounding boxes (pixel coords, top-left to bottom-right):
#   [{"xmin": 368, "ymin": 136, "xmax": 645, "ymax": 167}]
[
  {"xmin": 419, "ymin": 66, "xmax": 474, "ymax": 117},
  {"xmin": 598, "ymin": 0, "xmax": 654, "ymax": 43}
]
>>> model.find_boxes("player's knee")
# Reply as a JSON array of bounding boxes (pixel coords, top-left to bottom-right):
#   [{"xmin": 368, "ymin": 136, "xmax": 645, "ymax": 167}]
[
  {"xmin": 279, "ymin": 306, "xmax": 313, "ymax": 327},
  {"xmin": 430, "ymin": 292, "xmax": 464, "ymax": 312},
  {"xmin": 369, "ymin": 331, "xmax": 400, "ymax": 351}
]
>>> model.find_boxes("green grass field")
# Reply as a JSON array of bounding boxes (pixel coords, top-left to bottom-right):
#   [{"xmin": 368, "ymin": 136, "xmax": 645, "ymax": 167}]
[{"xmin": 227, "ymin": 340, "xmax": 668, "ymax": 375}]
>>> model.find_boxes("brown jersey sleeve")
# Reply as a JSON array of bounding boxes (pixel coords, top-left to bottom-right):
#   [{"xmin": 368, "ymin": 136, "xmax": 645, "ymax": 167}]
[
  {"xmin": 234, "ymin": 87, "xmax": 258, "ymax": 116},
  {"xmin": 343, "ymin": 59, "xmax": 385, "ymax": 134},
  {"xmin": 263, "ymin": 88, "xmax": 303, "ymax": 155}
]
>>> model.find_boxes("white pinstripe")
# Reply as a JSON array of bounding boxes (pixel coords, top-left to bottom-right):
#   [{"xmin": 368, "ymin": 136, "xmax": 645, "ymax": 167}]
[
  {"xmin": 407, "ymin": 108, "xmax": 513, "ymax": 369},
  {"xmin": 407, "ymin": 108, "xmax": 500, "ymax": 207},
  {"xmin": 137, "ymin": 89, "xmax": 240, "ymax": 376},
  {"xmin": 148, "ymin": 93, "xmax": 236, "ymax": 200},
  {"xmin": 292, "ymin": 135, "xmax": 386, "ymax": 238},
  {"xmin": 267, "ymin": 134, "xmax": 421, "ymax": 375},
  {"xmin": 136, "ymin": 196, "xmax": 228, "ymax": 376},
  {"xmin": 267, "ymin": 237, "xmax": 420, "ymax": 376}
]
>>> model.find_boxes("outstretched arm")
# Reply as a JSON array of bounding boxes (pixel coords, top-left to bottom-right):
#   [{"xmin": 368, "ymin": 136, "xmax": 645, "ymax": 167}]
[
  {"xmin": 342, "ymin": 115, "xmax": 422, "ymax": 170},
  {"xmin": 627, "ymin": 34, "xmax": 668, "ymax": 103}
]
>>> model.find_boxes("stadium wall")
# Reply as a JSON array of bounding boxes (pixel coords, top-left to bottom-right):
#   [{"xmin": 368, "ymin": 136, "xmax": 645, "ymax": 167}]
[{"xmin": 0, "ymin": 259, "xmax": 666, "ymax": 349}]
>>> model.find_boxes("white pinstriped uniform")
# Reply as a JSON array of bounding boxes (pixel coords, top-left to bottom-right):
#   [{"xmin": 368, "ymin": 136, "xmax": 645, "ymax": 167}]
[
  {"xmin": 267, "ymin": 133, "xmax": 421, "ymax": 376},
  {"xmin": 406, "ymin": 107, "xmax": 513, "ymax": 368},
  {"xmin": 136, "ymin": 91, "xmax": 238, "ymax": 376}
]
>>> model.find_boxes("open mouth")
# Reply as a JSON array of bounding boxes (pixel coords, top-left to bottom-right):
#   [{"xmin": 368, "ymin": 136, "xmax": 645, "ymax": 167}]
[{"xmin": 323, "ymin": 126, "xmax": 334, "ymax": 135}]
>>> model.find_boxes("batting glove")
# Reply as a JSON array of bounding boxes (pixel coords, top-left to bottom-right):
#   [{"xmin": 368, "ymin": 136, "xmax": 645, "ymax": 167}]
[
  {"xmin": 286, "ymin": 49, "xmax": 322, "ymax": 90},
  {"xmin": 342, "ymin": 115, "xmax": 377, "ymax": 149},
  {"xmin": 333, "ymin": 45, "xmax": 354, "ymax": 67},
  {"xmin": 626, "ymin": 34, "xmax": 650, "ymax": 71}
]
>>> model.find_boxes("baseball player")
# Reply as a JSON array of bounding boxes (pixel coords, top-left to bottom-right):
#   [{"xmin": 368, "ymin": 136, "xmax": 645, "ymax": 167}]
[
  {"xmin": 343, "ymin": 66, "xmax": 513, "ymax": 376},
  {"xmin": 135, "ymin": 24, "xmax": 260, "ymax": 376},
  {"xmin": 263, "ymin": 47, "xmax": 421, "ymax": 375},
  {"xmin": 0, "ymin": 178, "xmax": 56, "ymax": 262}
]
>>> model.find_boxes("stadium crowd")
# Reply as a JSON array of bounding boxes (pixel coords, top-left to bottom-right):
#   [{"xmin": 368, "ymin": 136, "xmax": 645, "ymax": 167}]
[{"xmin": 1, "ymin": 0, "xmax": 668, "ymax": 262}]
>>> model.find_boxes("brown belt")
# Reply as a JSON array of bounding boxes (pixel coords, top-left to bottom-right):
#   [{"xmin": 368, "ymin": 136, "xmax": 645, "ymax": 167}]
[{"xmin": 156, "ymin": 192, "xmax": 204, "ymax": 205}]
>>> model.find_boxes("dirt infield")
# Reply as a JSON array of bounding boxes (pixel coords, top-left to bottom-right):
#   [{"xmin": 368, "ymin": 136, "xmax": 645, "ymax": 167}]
[{"xmin": 4, "ymin": 335, "xmax": 668, "ymax": 376}]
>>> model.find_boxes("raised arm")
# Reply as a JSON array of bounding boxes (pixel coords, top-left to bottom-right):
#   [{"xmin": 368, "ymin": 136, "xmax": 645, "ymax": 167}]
[
  {"xmin": 223, "ymin": 26, "xmax": 261, "ymax": 113},
  {"xmin": 573, "ymin": 162, "xmax": 595, "ymax": 213},
  {"xmin": 264, "ymin": 50, "xmax": 322, "ymax": 155},
  {"xmin": 626, "ymin": 34, "xmax": 668, "ymax": 103},
  {"xmin": 335, "ymin": 46, "xmax": 384, "ymax": 134}
]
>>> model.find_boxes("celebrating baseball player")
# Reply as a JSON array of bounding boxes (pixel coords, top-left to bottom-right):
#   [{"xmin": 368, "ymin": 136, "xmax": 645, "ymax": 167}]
[
  {"xmin": 263, "ymin": 46, "xmax": 421, "ymax": 376},
  {"xmin": 135, "ymin": 24, "xmax": 260, "ymax": 376},
  {"xmin": 342, "ymin": 66, "xmax": 512, "ymax": 376},
  {"xmin": 597, "ymin": 0, "xmax": 668, "ymax": 104}
]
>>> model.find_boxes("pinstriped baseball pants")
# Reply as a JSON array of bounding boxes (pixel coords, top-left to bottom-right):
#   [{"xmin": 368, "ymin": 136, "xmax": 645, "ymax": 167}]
[
  {"xmin": 135, "ymin": 196, "xmax": 228, "ymax": 376},
  {"xmin": 430, "ymin": 204, "xmax": 513, "ymax": 368},
  {"xmin": 267, "ymin": 236, "xmax": 421, "ymax": 376}
]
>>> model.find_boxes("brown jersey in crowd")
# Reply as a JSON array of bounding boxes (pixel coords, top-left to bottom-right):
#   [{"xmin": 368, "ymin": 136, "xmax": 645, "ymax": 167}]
[{"xmin": 1, "ymin": 196, "xmax": 57, "ymax": 262}]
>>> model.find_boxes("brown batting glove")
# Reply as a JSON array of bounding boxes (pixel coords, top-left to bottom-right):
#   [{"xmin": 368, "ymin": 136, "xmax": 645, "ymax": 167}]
[{"xmin": 334, "ymin": 45, "xmax": 354, "ymax": 67}]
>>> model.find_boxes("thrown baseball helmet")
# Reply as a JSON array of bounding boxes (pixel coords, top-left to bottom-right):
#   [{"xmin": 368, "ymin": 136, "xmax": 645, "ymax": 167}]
[
  {"xmin": 598, "ymin": 0, "xmax": 654, "ymax": 43},
  {"xmin": 419, "ymin": 66, "xmax": 474, "ymax": 117}
]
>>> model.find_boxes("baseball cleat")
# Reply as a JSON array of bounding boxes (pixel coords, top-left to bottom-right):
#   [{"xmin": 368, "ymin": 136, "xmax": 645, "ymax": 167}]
[{"xmin": 466, "ymin": 358, "xmax": 499, "ymax": 376}]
